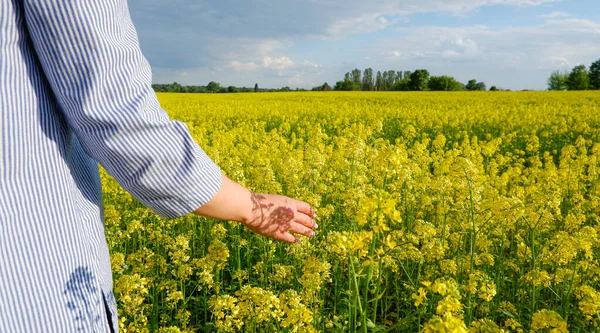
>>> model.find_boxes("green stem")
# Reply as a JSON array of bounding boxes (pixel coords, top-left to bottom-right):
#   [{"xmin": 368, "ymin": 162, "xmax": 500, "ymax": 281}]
[{"xmin": 349, "ymin": 255, "xmax": 364, "ymax": 331}]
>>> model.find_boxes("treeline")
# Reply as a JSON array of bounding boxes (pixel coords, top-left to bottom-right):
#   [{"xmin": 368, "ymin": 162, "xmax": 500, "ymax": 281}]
[
  {"xmin": 152, "ymin": 82, "xmax": 305, "ymax": 93},
  {"xmin": 547, "ymin": 58, "xmax": 600, "ymax": 90},
  {"xmin": 311, "ymin": 68, "xmax": 499, "ymax": 91}
]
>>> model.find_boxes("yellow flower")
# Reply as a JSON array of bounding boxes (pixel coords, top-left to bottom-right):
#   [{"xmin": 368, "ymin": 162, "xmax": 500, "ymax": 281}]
[
  {"xmin": 576, "ymin": 285, "xmax": 600, "ymax": 318},
  {"xmin": 530, "ymin": 309, "xmax": 568, "ymax": 333},
  {"xmin": 412, "ymin": 287, "xmax": 428, "ymax": 307},
  {"xmin": 468, "ymin": 318, "xmax": 506, "ymax": 333},
  {"xmin": 423, "ymin": 313, "xmax": 468, "ymax": 333}
]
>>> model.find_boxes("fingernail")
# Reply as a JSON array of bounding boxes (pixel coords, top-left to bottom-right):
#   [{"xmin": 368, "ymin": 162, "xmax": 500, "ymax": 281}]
[
  {"xmin": 315, "ymin": 223, "xmax": 319, "ymax": 229},
  {"xmin": 313, "ymin": 212, "xmax": 317, "ymax": 218},
  {"xmin": 312, "ymin": 230, "xmax": 316, "ymax": 237},
  {"xmin": 296, "ymin": 237, "xmax": 302, "ymax": 243}
]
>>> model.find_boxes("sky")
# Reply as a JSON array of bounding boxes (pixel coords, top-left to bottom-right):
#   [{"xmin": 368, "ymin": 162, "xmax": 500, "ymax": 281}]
[{"xmin": 128, "ymin": 0, "xmax": 600, "ymax": 91}]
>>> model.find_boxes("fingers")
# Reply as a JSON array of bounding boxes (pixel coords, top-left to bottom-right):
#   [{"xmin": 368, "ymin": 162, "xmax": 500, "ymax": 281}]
[
  {"xmin": 294, "ymin": 211, "xmax": 318, "ymax": 229},
  {"xmin": 249, "ymin": 196, "xmax": 319, "ymax": 244},
  {"xmin": 246, "ymin": 224, "xmax": 299, "ymax": 244},
  {"xmin": 295, "ymin": 200, "xmax": 316, "ymax": 218},
  {"xmin": 288, "ymin": 221, "xmax": 316, "ymax": 238},
  {"xmin": 272, "ymin": 232, "xmax": 299, "ymax": 244}
]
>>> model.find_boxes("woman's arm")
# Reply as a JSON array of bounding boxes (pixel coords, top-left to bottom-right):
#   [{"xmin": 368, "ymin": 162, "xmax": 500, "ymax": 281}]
[
  {"xmin": 24, "ymin": 0, "xmax": 318, "ymax": 242},
  {"xmin": 194, "ymin": 174, "xmax": 318, "ymax": 243},
  {"xmin": 23, "ymin": 0, "xmax": 223, "ymax": 218}
]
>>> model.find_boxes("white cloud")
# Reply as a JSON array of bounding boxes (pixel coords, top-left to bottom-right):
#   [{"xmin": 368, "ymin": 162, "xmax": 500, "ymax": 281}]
[
  {"xmin": 132, "ymin": 0, "xmax": 562, "ymax": 59},
  {"xmin": 130, "ymin": 0, "xmax": 583, "ymax": 89},
  {"xmin": 389, "ymin": 0, "xmax": 559, "ymax": 16},
  {"xmin": 322, "ymin": 0, "xmax": 560, "ymax": 37},
  {"xmin": 286, "ymin": 62, "xmax": 326, "ymax": 87},
  {"xmin": 384, "ymin": 18, "xmax": 600, "ymax": 63},
  {"xmin": 327, "ymin": 14, "xmax": 395, "ymax": 37},
  {"xmin": 542, "ymin": 56, "xmax": 571, "ymax": 68},
  {"xmin": 374, "ymin": 17, "xmax": 600, "ymax": 89},
  {"xmin": 302, "ymin": 60, "xmax": 325, "ymax": 74},
  {"xmin": 538, "ymin": 11, "xmax": 571, "ymax": 19},
  {"xmin": 262, "ymin": 56, "xmax": 295, "ymax": 71},
  {"xmin": 303, "ymin": 60, "xmax": 322, "ymax": 68},
  {"xmin": 382, "ymin": 50, "xmax": 402, "ymax": 58},
  {"xmin": 287, "ymin": 74, "xmax": 306, "ymax": 86},
  {"xmin": 441, "ymin": 49, "xmax": 461, "ymax": 57},
  {"xmin": 380, "ymin": 25, "xmax": 487, "ymax": 62},
  {"xmin": 220, "ymin": 39, "xmax": 288, "ymax": 62},
  {"xmin": 227, "ymin": 61, "xmax": 259, "ymax": 71},
  {"xmin": 543, "ymin": 18, "xmax": 600, "ymax": 34},
  {"xmin": 224, "ymin": 55, "xmax": 325, "ymax": 86}
]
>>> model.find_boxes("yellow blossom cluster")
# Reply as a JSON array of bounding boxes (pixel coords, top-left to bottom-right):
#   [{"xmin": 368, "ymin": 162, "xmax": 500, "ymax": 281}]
[{"xmin": 101, "ymin": 91, "xmax": 600, "ymax": 332}]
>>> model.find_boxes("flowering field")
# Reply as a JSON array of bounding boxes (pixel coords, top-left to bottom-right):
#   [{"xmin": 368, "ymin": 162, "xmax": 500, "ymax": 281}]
[{"xmin": 102, "ymin": 92, "xmax": 600, "ymax": 332}]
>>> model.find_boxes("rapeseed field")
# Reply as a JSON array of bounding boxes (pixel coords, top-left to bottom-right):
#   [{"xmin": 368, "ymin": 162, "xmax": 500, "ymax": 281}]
[{"xmin": 102, "ymin": 92, "xmax": 600, "ymax": 332}]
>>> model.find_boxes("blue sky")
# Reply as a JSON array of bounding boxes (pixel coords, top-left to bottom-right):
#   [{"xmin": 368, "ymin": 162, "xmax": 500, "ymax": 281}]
[{"xmin": 128, "ymin": 0, "xmax": 600, "ymax": 90}]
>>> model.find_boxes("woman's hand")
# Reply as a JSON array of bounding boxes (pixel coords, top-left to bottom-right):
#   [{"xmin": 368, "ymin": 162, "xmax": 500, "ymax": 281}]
[
  {"xmin": 193, "ymin": 174, "xmax": 318, "ymax": 243},
  {"xmin": 241, "ymin": 192, "xmax": 318, "ymax": 243}
]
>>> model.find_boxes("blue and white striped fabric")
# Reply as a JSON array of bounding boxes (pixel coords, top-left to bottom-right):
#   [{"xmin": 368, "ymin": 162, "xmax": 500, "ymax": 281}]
[{"xmin": 0, "ymin": 0, "xmax": 223, "ymax": 331}]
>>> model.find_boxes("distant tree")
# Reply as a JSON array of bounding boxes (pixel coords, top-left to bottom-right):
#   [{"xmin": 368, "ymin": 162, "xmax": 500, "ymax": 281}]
[
  {"xmin": 219, "ymin": 87, "xmax": 227, "ymax": 93},
  {"xmin": 408, "ymin": 69, "xmax": 429, "ymax": 91},
  {"xmin": 589, "ymin": 58, "xmax": 600, "ymax": 90},
  {"xmin": 465, "ymin": 79, "xmax": 478, "ymax": 91},
  {"xmin": 404, "ymin": 71, "xmax": 411, "ymax": 82},
  {"xmin": 227, "ymin": 86, "xmax": 237, "ymax": 93},
  {"xmin": 475, "ymin": 82, "xmax": 486, "ymax": 91},
  {"xmin": 206, "ymin": 81, "xmax": 221, "ymax": 93},
  {"xmin": 334, "ymin": 79, "xmax": 360, "ymax": 91},
  {"xmin": 361, "ymin": 68, "xmax": 374, "ymax": 91},
  {"xmin": 334, "ymin": 81, "xmax": 341, "ymax": 91},
  {"xmin": 391, "ymin": 79, "xmax": 410, "ymax": 91},
  {"xmin": 375, "ymin": 71, "xmax": 383, "ymax": 91},
  {"xmin": 280, "ymin": 86, "xmax": 292, "ymax": 92},
  {"xmin": 547, "ymin": 70, "xmax": 569, "ymax": 91},
  {"xmin": 152, "ymin": 84, "xmax": 167, "ymax": 92},
  {"xmin": 427, "ymin": 77, "xmax": 440, "ymax": 91},
  {"xmin": 380, "ymin": 71, "xmax": 389, "ymax": 90},
  {"xmin": 567, "ymin": 65, "xmax": 589, "ymax": 90},
  {"xmin": 395, "ymin": 71, "xmax": 403, "ymax": 83},
  {"xmin": 189, "ymin": 85, "xmax": 202, "ymax": 93},
  {"xmin": 350, "ymin": 68, "xmax": 362, "ymax": 87},
  {"xmin": 428, "ymin": 75, "xmax": 463, "ymax": 91},
  {"xmin": 322, "ymin": 82, "xmax": 332, "ymax": 91},
  {"xmin": 489, "ymin": 86, "xmax": 498, "ymax": 91},
  {"xmin": 254, "ymin": 83, "xmax": 259, "ymax": 92},
  {"xmin": 385, "ymin": 70, "xmax": 396, "ymax": 90},
  {"xmin": 380, "ymin": 71, "xmax": 388, "ymax": 90},
  {"xmin": 166, "ymin": 82, "xmax": 185, "ymax": 92}
]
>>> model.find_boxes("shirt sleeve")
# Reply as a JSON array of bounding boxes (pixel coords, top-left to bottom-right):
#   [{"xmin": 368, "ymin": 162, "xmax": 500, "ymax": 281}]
[{"xmin": 23, "ymin": 0, "xmax": 223, "ymax": 218}]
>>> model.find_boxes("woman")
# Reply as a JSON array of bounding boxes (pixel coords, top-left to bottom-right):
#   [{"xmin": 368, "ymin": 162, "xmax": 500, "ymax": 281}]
[{"xmin": 0, "ymin": 0, "xmax": 318, "ymax": 331}]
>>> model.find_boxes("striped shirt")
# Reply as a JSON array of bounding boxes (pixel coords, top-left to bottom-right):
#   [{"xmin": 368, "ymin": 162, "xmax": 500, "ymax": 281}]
[{"xmin": 0, "ymin": 0, "xmax": 223, "ymax": 332}]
